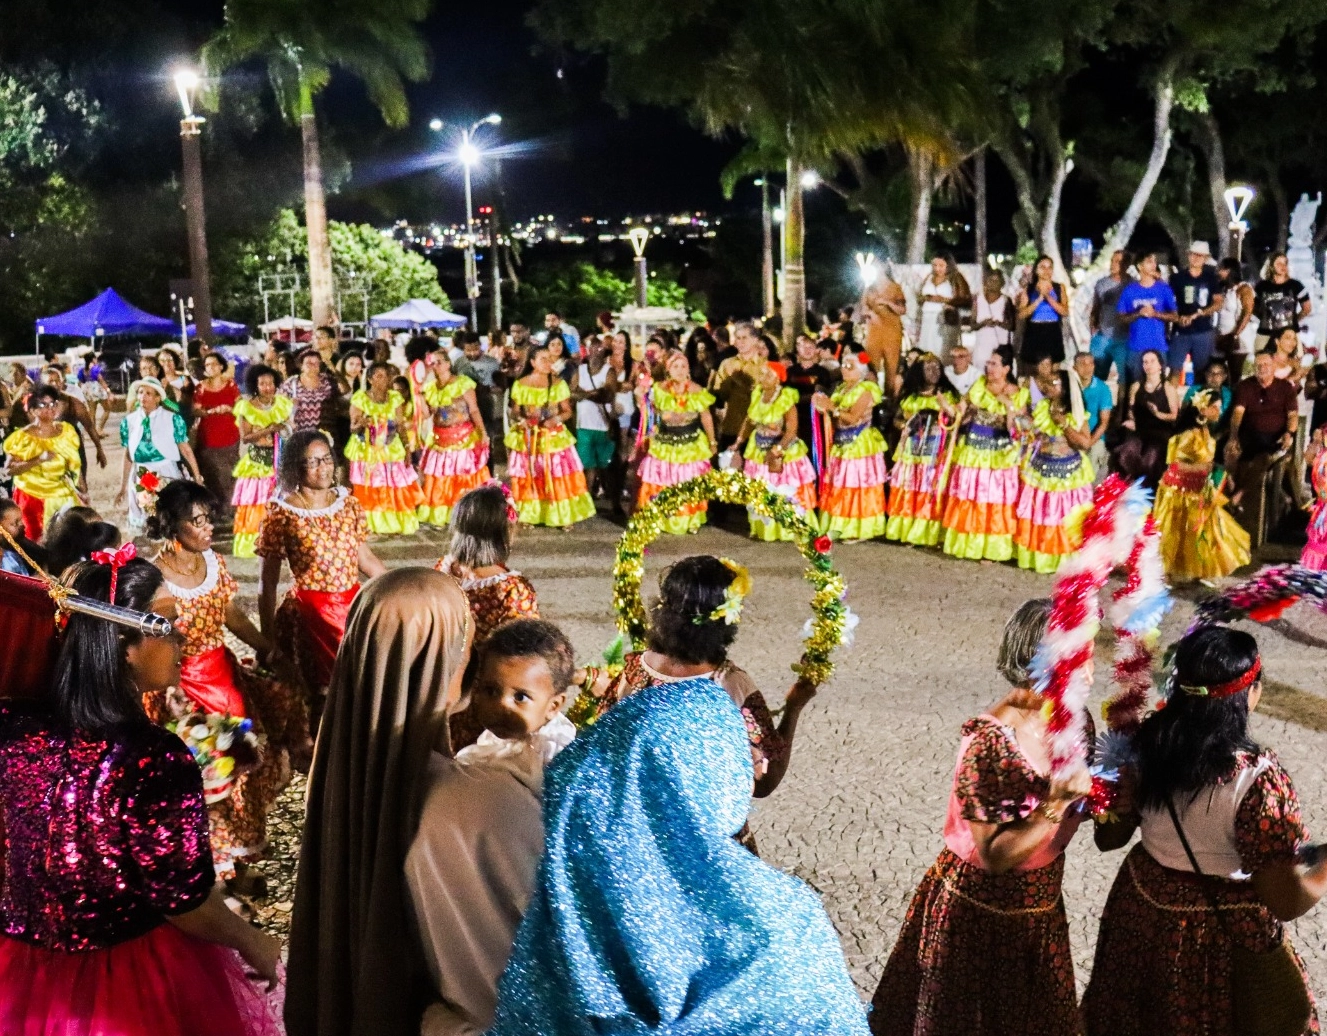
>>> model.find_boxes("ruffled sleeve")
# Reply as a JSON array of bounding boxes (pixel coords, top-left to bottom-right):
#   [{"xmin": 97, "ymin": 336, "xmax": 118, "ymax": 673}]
[
  {"xmin": 347, "ymin": 495, "xmax": 370, "ymax": 542},
  {"xmin": 1235, "ymin": 754, "xmax": 1308, "ymax": 873},
  {"xmin": 254, "ymin": 501, "xmax": 287, "ymax": 560},
  {"xmin": 115, "ymin": 730, "xmax": 215, "ymax": 915},
  {"xmin": 955, "ymin": 718, "xmax": 1044, "ymax": 824},
  {"xmin": 3, "ymin": 428, "xmax": 36, "ymax": 460}
]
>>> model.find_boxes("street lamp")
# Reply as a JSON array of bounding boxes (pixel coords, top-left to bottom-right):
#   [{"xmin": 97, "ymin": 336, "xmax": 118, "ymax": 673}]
[
  {"xmin": 433, "ymin": 114, "xmax": 502, "ymax": 331},
  {"xmin": 799, "ymin": 169, "xmax": 821, "ymax": 190},
  {"xmin": 1224, "ymin": 185, "xmax": 1255, "ymax": 262},
  {"xmin": 173, "ymin": 68, "xmax": 213, "ymax": 344},
  {"xmin": 628, "ymin": 226, "xmax": 650, "ymax": 308}
]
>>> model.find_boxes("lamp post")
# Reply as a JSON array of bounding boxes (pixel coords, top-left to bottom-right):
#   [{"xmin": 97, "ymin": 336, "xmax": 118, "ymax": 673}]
[
  {"xmin": 1224, "ymin": 185, "xmax": 1255, "ymax": 263},
  {"xmin": 755, "ymin": 177, "xmax": 775, "ymax": 317},
  {"xmin": 434, "ymin": 114, "xmax": 501, "ymax": 331},
  {"xmin": 174, "ymin": 69, "xmax": 213, "ymax": 345},
  {"xmin": 628, "ymin": 226, "xmax": 650, "ymax": 308},
  {"xmin": 855, "ymin": 251, "xmax": 878, "ymax": 290}
]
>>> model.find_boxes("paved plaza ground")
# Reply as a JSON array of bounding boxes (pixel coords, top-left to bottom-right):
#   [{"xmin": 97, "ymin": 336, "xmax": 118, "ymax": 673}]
[{"xmin": 93, "ymin": 447, "xmax": 1327, "ymax": 997}]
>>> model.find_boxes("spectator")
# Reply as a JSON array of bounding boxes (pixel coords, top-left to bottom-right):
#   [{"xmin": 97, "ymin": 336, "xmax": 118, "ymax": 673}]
[
  {"xmin": 1016, "ymin": 254, "xmax": 1070, "ymax": 372},
  {"xmin": 312, "ymin": 325, "xmax": 340, "ymax": 368},
  {"xmin": 280, "ymin": 349, "xmax": 338, "ymax": 436},
  {"xmin": 542, "ymin": 311, "xmax": 581, "ymax": 356},
  {"xmin": 1182, "ymin": 357, "xmax": 1233, "ymax": 439},
  {"xmin": 787, "ymin": 332, "xmax": 838, "ymax": 451},
  {"xmin": 595, "ymin": 310, "xmax": 615, "ymax": 336},
  {"xmin": 1117, "ymin": 252, "xmax": 1178, "ymax": 386},
  {"xmin": 1254, "ymin": 252, "xmax": 1312, "ymax": 352},
  {"xmin": 1304, "ymin": 361, "xmax": 1327, "ymax": 433},
  {"xmin": 1215, "ymin": 257, "xmax": 1256, "ymax": 380},
  {"xmin": 916, "ymin": 254, "xmax": 970, "ymax": 360},
  {"xmin": 970, "ymin": 269, "xmax": 1013, "ymax": 370},
  {"xmin": 1111, "ymin": 349, "xmax": 1179, "ymax": 488},
  {"xmin": 1268, "ymin": 327, "xmax": 1308, "ymax": 389},
  {"xmin": 1090, "ymin": 250, "xmax": 1132, "ymax": 386},
  {"xmin": 570, "ymin": 334, "xmax": 619, "ymax": 499},
  {"xmin": 1073, "ymin": 351, "xmax": 1113, "ymax": 478},
  {"xmin": 712, "ymin": 322, "xmax": 767, "ymax": 452},
  {"xmin": 1226, "ymin": 351, "xmax": 1300, "ymax": 540},
  {"xmin": 1168, "ymin": 240, "xmax": 1223, "ymax": 385},
  {"xmin": 943, "ymin": 343, "xmax": 980, "ymax": 397},
  {"xmin": 0, "ymin": 498, "xmax": 43, "ymax": 575},
  {"xmin": 192, "ymin": 353, "xmax": 242, "ymax": 522}
]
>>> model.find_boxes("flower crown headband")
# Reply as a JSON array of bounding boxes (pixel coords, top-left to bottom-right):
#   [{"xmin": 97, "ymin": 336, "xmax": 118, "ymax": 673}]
[{"xmin": 691, "ymin": 557, "xmax": 751, "ymax": 625}]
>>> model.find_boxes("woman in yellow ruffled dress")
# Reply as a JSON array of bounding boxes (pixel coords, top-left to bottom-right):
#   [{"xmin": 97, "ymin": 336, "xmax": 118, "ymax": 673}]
[
  {"xmin": 505, "ymin": 344, "xmax": 596, "ymax": 527},
  {"xmin": 1013, "ymin": 372, "xmax": 1094, "ymax": 574},
  {"xmin": 1153, "ymin": 390, "xmax": 1250, "ymax": 583},
  {"xmin": 231, "ymin": 364, "xmax": 294, "ymax": 557},
  {"xmin": 731, "ymin": 361, "xmax": 819, "ymax": 540},
  {"xmin": 345, "ymin": 360, "xmax": 425, "ymax": 535},
  {"xmin": 3, "ymin": 385, "xmax": 83, "ymax": 538},
  {"xmin": 416, "ymin": 352, "xmax": 491, "ymax": 527},
  {"xmin": 940, "ymin": 348, "xmax": 1029, "ymax": 562},
  {"xmin": 886, "ymin": 354, "xmax": 958, "ymax": 546},
  {"xmin": 811, "ymin": 351, "xmax": 888, "ymax": 541},
  {"xmin": 636, "ymin": 350, "xmax": 717, "ymax": 534}
]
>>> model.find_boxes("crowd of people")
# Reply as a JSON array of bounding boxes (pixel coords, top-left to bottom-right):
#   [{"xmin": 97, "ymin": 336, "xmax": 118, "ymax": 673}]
[{"xmin": 1, "ymin": 252, "xmax": 1327, "ymax": 1035}]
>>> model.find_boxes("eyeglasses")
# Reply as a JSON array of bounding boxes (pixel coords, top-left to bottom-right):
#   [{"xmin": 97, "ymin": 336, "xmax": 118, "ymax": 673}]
[
  {"xmin": 304, "ymin": 455, "xmax": 335, "ymax": 468},
  {"xmin": 184, "ymin": 512, "xmax": 212, "ymax": 529}
]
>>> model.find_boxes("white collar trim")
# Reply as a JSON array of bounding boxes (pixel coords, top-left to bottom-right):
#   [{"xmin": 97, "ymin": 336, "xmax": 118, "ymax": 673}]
[
  {"xmin": 162, "ymin": 548, "xmax": 220, "ymax": 599},
  {"xmin": 273, "ymin": 487, "xmax": 349, "ymax": 518}
]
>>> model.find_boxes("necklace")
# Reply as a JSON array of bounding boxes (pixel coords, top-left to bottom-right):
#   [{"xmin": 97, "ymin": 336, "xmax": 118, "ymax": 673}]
[{"xmin": 164, "ymin": 549, "xmax": 204, "ymax": 581}]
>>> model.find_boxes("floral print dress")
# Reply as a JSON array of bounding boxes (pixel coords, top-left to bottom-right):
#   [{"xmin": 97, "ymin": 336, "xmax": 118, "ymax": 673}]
[{"xmin": 870, "ymin": 716, "xmax": 1086, "ymax": 1036}]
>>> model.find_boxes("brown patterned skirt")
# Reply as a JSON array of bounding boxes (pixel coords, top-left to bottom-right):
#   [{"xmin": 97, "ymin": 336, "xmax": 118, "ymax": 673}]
[
  {"xmin": 1082, "ymin": 844, "xmax": 1318, "ymax": 1035},
  {"xmin": 870, "ymin": 847, "xmax": 1080, "ymax": 1036}
]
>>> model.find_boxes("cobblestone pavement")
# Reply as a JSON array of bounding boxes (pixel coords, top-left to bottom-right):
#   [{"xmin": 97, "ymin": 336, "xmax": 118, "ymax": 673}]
[{"xmin": 92, "ymin": 450, "xmax": 1327, "ymax": 997}]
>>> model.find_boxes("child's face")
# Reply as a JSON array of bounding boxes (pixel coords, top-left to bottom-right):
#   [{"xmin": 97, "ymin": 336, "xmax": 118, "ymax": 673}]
[
  {"xmin": 471, "ymin": 654, "xmax": 566, "ymax": 741},
  {"xmin": 1205, "ymin": 364, "xmax": 1227, "ymax": 388},
  {"xmin": 1, "ymin": 507, "xmax": 24, "ymax": 540}
]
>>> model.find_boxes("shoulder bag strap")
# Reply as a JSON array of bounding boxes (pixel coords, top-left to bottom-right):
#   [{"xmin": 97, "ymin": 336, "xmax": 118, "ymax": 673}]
[{"xmin": 1167, "ymin": 796, "xmax": 1236, "ymax": 938}]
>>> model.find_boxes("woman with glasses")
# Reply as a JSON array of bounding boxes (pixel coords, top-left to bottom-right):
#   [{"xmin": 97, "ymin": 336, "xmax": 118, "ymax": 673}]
[
  {"xmin": 257, "ymin": 430, "xmax": 386, "ymax": 738},
  {"xmin": 3, "ymin": 385, "xmax": 83, "ymax": 538},
  {"xmin": 147, "ymin": 480, "xmax": 305, "ymax": 900}
]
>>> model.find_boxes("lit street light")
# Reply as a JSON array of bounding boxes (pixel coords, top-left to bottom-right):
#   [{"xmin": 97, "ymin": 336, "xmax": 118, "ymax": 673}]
[
  {"xmin": 1224, "ymin": 185, "xmax": 1255, "ymax": 262},
  {"xmin": 432, "ymin": 114, "xmax": 502, "ymax": 331},
  {"xmin": 173, "ymin": 68, "xmax": 212, "ymax": 344},
  {"xmin": 799, "ymin": 169, "xmax": 821, "ymax": 190},
  {"xmin": 855, "ymin": 251, "xmax": 878, "ymax": 288}
]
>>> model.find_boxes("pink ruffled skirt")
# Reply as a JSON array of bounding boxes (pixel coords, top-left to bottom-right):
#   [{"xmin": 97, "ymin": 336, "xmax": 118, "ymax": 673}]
[{"xmin": 0, "ymin": 923, "xmax": 284, "ymax": 1036}]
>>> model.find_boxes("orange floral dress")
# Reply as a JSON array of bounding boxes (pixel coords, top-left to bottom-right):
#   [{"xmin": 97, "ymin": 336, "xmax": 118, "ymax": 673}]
[
  {"xmin": 256, "ymin": 489, "xmax": 369, "ymax": 705},
  {"xmin": 153, "ymin": 550, "xmax": 300, "ymax": 878}
]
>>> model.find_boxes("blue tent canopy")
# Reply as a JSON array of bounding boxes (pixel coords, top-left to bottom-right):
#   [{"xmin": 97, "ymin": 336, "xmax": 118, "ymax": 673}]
[
  {"xmin": 186, "ymin": 318, "xmax": 249, "ymax": 339},
  {"xmin": 369, "ymin": 299, "xmax": 467, "ymax": 330},
  {"xmin": 35, "ymin": 288, "xmax": 176, "ymax": 338}
]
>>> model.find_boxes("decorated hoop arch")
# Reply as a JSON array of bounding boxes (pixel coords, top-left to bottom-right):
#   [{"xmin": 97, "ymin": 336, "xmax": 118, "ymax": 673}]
[{"xmin": 613, "ymin": 469, "xmax": 848, "ymax": 686}]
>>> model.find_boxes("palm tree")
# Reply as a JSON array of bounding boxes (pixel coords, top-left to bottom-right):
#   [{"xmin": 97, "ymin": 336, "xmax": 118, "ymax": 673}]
[{"xmin": 203, "ymin": 0, "xmax": 430, "ymax": 325}]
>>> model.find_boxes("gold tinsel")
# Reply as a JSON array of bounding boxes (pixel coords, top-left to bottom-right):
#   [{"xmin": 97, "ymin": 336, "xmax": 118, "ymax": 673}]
[{"xmin": 612, "ymin": 469, "xmax": 847, "ymax": 687}]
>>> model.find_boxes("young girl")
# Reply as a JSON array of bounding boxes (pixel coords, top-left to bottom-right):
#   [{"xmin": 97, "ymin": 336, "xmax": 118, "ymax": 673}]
[
  {"xmin": 1153, "ymin": 395, "xmax": 1251, "ymax": 583},
  {"xmin": 435, "ymin": 482, "xmax": 539, "ymax": 644},
  {"xmin": 405, "ymin": 619, "xmax": 576, "ymax": 1036},
  {"xmin": 1013, "ymin": 370, "xmax": 1095, "ymax": 574}
]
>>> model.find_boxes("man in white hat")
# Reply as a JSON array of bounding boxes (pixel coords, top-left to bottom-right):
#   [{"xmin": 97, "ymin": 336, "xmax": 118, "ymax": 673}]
[
  {"xmin": 114, "ymin": 376, "xmax": 202, "ymax": 530},
  {"xmin": 1167, "ymin": 240, "xmax": 1224, "ymax": 386}
]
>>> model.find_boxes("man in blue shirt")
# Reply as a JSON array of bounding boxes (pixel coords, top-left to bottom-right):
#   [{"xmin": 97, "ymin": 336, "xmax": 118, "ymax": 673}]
[
  {"xmin": 542, "ymin": 311, "xmax": 581, "ymax": 356},
  {"xmin": 1117, "ymin": 252, "xmax": 1178, "ymax": 387},
  {"xmin": 1073, "ymin": 351, "xmax": 1113, "ymax": 479}
]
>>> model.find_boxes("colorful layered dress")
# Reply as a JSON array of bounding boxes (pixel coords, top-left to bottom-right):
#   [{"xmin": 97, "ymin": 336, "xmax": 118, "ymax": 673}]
[
  {"xmin": 941, "ymin": 377, "xmax": 1030, "ymax": 562},
  {"xmin": 818, "ymin": 380, "xmax": 888, "ymax": 541},
  {"xmin": 1013, "ymin": 401, "xmax": 1094, "ymax": 574},
  {"xmin": 1304, "ymin": 449, "xmax": 1327, "ymax": 571},
  {"xmin": 742, "ymin": 386, "xmax": 819, "ymax": 541},
  {"xmin": 417, "ymin": 375, "xmax": 491, "ymax": 527},
  {"xmin": 1082, "ymin": 753, "xmax": 1317, "ymax": 1036},
  {"xmin": 3, "ymin": 424, "xmax": 82, "ymax": 538},
  {"xmin": 256, "ymin": 489, "xmax": 369, "ymax": 710},
  {"xmin": 504, "ymin": 380, "xmax": 595, "ymax": 527},
  {"xmin": 345, "ymin": 388, "xmax": 425, "ymax": 536},
  {"xmin": 870, "ymin": 715, "xmax": 1087, "ymax": 1036},
  {"xmin": 637, "ymin": 383, "xmax": 716, "ymax": 534},
  {"xmin": 886, "ymin": 391, "xmax": 957, "ymax": 546},
  {"xmin": 1154, "ymin": 425, "xmax": 1252, "ymax": 582},
  {"xmin": 153, "ymin": 550, "xmax": 301, "ymax": 878},
  {"xmin": 230, "ymin": 394, "xmax": 294, "ymax": 558}
]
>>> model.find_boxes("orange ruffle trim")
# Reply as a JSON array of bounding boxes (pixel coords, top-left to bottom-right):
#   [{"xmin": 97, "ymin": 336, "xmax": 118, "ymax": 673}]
[
  {"xmin": 232, "ymin": 504, "xmax": 265, "ymax": 537},
  {"xmin": 510, "ymin": 471, "xmax": 591, "ymax": 505},
  {"xmin": 819, "ymin": 483, "xmax": 885, "ymax": 520},
  {"xmin": 887, "ymin": 487, "xmax": 943, "ymax": 523},
  {"xmin": 942, "ymin": 498, "xmax": 1016, "ymax": 537},
  {"xmin": 352, "ymin": 482, "xmax": 425, "ymax": 514},
  {"xmin": 419, "ymin": 467, "xmax": 491, "ymax": 511}
]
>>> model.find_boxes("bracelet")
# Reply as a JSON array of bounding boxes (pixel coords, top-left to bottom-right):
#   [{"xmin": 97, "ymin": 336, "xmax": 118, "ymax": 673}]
[
  {"xmin": 1036, "ymin": 801, "xmax": 1065, "ymax": 824},
  {"xmin": 580, "ymin": 666, "xmax": 601, "ymax": 694}
]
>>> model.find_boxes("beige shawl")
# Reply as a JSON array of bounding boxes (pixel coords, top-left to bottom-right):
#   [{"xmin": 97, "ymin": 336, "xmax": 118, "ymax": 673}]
[{"xmin": 285, "ymin": 568, "xmax": 473, "ymax": 1036}]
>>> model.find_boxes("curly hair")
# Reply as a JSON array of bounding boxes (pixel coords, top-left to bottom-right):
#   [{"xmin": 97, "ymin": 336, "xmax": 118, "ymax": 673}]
[
  {"xmin": 244, "ymin": 363, "xmax": 280, "ymax": 397},
  {"xmin": 278, "ymin": 429, "xmax": 336, "ymax": 494},
  {"xmin": 483, "ymin": 618, "xmax": 576, "ymax": 691},
  {"xmin": 645, "ymin": 555, "xmax": 740, "ymax": 666},
  {"xmin": 145, "ymin": 480, "xmax": 217, "ymax": 541}
]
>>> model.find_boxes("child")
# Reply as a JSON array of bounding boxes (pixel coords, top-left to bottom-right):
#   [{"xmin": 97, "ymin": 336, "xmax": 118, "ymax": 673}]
[
  {"xmin": 405, "ymin": 619, "xmax": 576, "ymax": 1036},
  {"xmin": 435, "ymin": 481, "xmax": 539, "ymax": 644},
  {"xmin": 0, "ymin": 498, "xmax": 42, "ymax": 575}
]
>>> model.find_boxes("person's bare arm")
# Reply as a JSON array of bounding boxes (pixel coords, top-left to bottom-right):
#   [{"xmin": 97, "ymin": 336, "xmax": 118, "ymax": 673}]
[
  {"xmin": 463, "ymin": 388, "xmax": 487, "ymax": 441},
  {"xmin": 700, "ymin": 407, "xmax": 717, "ymax": 450},
  {"xmin": 358, "ymin": 542, "xmax": 387, "ymax": 579},
  {"xmin": 177, "ymin": 440, "xmax": 202, "ymax": 482},
  {"xmin": 1251, "ymin": 856, "xmax": 1327, "ymax": 922},
  {"xmin": 167, "ymin": 887, "xmax": 279, "ymax": 991},
  {"xmin": 258, "ymin": 554, "xmax": 283, "ymax": 635},
  {"xmin": 970, "ymin": 769, "xmax": 1092, "ymax": 874},
  {"xmin": 225, "ymin": 598, "xmax": 272, "ymax": 659},
  {"xmin": 780, "ymin": 405, "xmax": 799, "ymax": 449}
]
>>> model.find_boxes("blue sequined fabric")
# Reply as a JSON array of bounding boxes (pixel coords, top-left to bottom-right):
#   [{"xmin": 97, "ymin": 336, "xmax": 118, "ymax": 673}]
[
  {"xmin": 0, "ymin": 701, "xmax": 214, "ymax": 952},
  {"xmin": 489, "ymin": 677, "xmax": 868, "ymax": 1035}
]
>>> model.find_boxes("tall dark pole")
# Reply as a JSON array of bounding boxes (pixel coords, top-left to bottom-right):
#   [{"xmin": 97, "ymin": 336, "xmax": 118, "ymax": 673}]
[
  {"xmin": 974, "ymin": 147, "xmax": 988, "ymax": 271},
  {"xmin": 760, "ymin": 177, "xmax": 775, "ymax": 317},
  {"xmin": 179, "ymin": 115, "xmax": 213, "ymax": 344}
]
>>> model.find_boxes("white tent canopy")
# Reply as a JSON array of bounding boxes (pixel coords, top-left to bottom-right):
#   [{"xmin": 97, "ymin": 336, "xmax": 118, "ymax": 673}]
[
  {"xmin": 259, "ymin": 315, "xmax": 315, "ymax": 333},
  {"xmin": 369, "ymin": 299, "xmax": 467, "ymax": 330}
]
